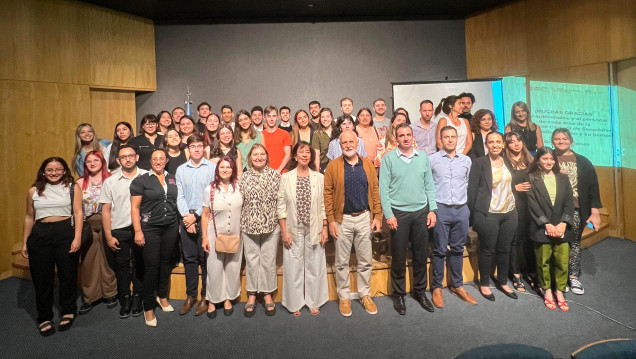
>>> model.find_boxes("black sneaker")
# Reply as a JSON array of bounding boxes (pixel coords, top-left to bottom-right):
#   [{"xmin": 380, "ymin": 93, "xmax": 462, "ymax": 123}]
[
  {"xmin": 104, "ymin": 296, "xmax": 118, "ymax": 309},
  {"xmin": 119, "ymin": 295, "xmax": 132, "ymax": 319},
  {"xmin": 79, "ymin": 302, "xmax": 93, "ymax": 315},
  {"xmin": 131, "ymin": 294, "xmax": 143, "ymax": 317}
]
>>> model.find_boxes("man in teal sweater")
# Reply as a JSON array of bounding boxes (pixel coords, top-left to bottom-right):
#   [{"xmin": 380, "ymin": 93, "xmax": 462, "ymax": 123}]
[{"xmin": 380, "ymin": 123, "xmax": 437, "ymax": 315}]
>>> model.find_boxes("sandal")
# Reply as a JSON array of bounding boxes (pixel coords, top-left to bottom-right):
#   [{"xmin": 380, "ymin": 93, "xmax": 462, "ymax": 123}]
[
  {"xmin": 292, "ymin": 311, "xmax": 301, "ymax": 317},
  {"xmin": 38, "ymin": 321, "xmax": 55, "ymax": 337},
  {"xmin": 244, "ymin": 303, "xmax": 255, "ymax": 317},
  {"xmin": 264, "ymin": 302, "xmax": 276, "ymax": 316},
  {"xmin": 58, "ymin": 314, "xmax": 75, "ymax": 331},
  {"xmin": 557, "ymin": 300, "xmax": 569, "ymax": 312},
  {"xmin": 544, "ymin": 298, "xmax": 556, "ymax": 310},
  {"xmin": 512, "ymin": 276, "xmax": 526, "ymax": 293},
  {"xmin": 310, "ymin": 308, "xmax": 320, "ymax": 316}
]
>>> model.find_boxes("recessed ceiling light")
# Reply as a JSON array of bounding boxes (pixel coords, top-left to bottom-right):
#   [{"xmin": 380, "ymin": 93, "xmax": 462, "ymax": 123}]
[{"xmin": 308, "ymin": 4, "xmax": 314, "ymax": 7}]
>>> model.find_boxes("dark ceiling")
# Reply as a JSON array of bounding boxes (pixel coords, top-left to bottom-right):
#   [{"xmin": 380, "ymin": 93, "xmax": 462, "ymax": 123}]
[{"xmin": 79, "ymin": 0, "xmax": 514, "ymax": 24}]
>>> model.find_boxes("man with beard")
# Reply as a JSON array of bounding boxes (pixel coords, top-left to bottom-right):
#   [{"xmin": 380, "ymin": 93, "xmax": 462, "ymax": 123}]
[
  {"xmin": 372, "ymin": 98, "xmax": 390, "ymax": 137},
  {"xmin": 309, "ymin": 100, "xmax": 321, "ymax": 129}
]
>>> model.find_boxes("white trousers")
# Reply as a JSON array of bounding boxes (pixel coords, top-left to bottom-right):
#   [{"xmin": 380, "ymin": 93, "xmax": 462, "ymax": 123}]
[
  {"xmin": 205, "ymin": 235, "xmax": 243, "ymax": 303},
  {"xmin": 243, "ymin": 227, "xmax": 280, "ymax": 293},
  {"xmin": 282, "ymin": 224, "xmax": 329, "ymax": 312},
  {"xmin": 335, "ymin": 211, "xmax": 373, "ymax": 300}
]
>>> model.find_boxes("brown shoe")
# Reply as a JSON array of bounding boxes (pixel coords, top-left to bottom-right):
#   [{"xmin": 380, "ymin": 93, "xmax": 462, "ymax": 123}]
[
  {"xmin": 339, "ymin": 299, "xmax": 352, "ymax": 317},
  {"xmin": 432, "ymin": 288, "xmax": 444, "ymax": 308},
  {"xmin": 179, "ymin": 296, "xmax": 197, "ymax": 315},
  {"xmin": 195, "ymin": 298, "xmax": 209, "ymax": 316},
  {"xmin": 361, "ymin": 296, "xmax": 377, "ymax": 315},
  {"xmin": 450, "ymin": 286, "xmax": 477, "ymax": 306}
]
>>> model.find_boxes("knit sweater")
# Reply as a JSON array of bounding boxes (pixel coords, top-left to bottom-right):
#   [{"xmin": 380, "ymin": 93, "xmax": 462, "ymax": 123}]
[{"xmin": 379, "ymin": 148, "xmax": 437, "ymax": 218}]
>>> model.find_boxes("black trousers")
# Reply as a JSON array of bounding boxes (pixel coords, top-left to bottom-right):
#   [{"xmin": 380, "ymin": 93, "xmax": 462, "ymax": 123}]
[
  {"xmin": 509, "ymin": 210, "xmax": 536, "ymax": 276},
  {"xmin": 474, "ymin": 210, "xmax": 518, "ymax": 286},
  {"xmin": 110, "ymin": 226, "xmax": 144, "ymax": 298},
  {"xmin": 27, "ymin": 219, "xmax": 78, "ymax": 323},
  {"xmin": 180, "ymin": 221, "xmax": 207, "ymax": 298},
  {"xmin": 390, "ymin": 207, "xmax": 430, "ymax": 296},
  {"xmin": 141, "ymin": 222, "xmax": 178, "ymax": 310}
]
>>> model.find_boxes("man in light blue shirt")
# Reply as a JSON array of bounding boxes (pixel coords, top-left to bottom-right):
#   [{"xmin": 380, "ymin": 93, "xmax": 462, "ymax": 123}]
[
  {"xmin": 429, "ymin": 126, "xmax": 476, "ymax": 308},
  {"xmin": 411, "ymin": 100, "xmax": 437, "ymax": 155},
  {"xmin": 175, "ymin": 133, "xmax": 216, "ymax": 316}
]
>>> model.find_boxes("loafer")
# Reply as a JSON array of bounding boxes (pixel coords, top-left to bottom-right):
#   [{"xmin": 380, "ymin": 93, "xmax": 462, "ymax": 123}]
[
  {"xmin": 78, "ymin": 302, "xmax": 93, "ymax": 315},
  {"xmin": 119, "ymin": 295, "xmax": 132, "ymax": 319},
  {"xmin": 179, "ymin": 296, "xmax": 196, "ymax": 315},
  {"xmin": 392, "ymin": 295, "xmax": 406, "ymax": 315},
  {"xmin": 195, "ymin": 299, "xmax": 209, "ymax": 316},
  {"xmin": 413, "ymin": 292, "xmax": 435, "ymax": 312},
  {"xmin": 431, "ymin": 288, "xmax": 444, "ymax": 308},
  {"xmin": 449, "ymin": 286, "xmax": 477, "ymax": 306},
  {"xmin": 131, "ymin": 294, "xmax": 143, "ymax": 317},
  {"xmin": 104, "ymin": 296, "xmax": 118, "ymax": 309}
]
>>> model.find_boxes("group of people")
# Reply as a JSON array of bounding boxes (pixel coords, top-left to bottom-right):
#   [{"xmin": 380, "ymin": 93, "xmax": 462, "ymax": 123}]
[{"xmin": 22, "ymin": 93, "xmax": 602, "ymax": 336}]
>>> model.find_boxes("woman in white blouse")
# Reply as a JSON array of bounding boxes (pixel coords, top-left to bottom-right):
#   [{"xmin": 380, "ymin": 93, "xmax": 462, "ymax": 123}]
[
  {"xmin": 277, "ymin": 141, "xmax": 329, "ymax": 316},
  {"xmin": 201, "ymin": 156, "xmax": 243, "ymax": 318}
]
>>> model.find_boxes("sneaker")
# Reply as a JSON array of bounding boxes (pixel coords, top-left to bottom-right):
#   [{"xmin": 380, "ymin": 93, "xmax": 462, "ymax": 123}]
[
  {"xmin": 104, "ymin": 296, "xmax": 118, "ymax": 309},
  {"xmin": 339, "ymin": 299, "xmax": 352, "ymax": 317},
  {"xmin": 361, "ymin": 296, "xmax": 378, "ymax": 315},
  {"xmin": 568, "ymin": 278, "xmax": 585, "ymax": 295},
  {"xmin": 79, "ymin": 301, "xmax": 93, "ymax": 315}
]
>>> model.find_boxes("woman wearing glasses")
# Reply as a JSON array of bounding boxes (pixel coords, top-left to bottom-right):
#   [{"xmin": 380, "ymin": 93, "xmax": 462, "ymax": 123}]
[{"xmin": 129, "ymin": 114, "xmax": 164, "ymax": 171}]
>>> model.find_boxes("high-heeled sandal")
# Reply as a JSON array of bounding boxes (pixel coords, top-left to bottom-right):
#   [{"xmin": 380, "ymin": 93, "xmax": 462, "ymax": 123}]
[
  {"xmin": 557, "ymin": 300, "xmax": 569, "ymax": 312},
  {"xmin": 544, "ymin": 298, "xmax": 556, "ymax": 310},
  {"xmin": 512, "ymin": 276, "xmax": 526, "ymax": 293}
]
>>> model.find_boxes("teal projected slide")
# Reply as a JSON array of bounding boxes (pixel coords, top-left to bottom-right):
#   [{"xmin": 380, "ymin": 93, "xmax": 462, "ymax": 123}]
[{"xmin": 529, "ymin": 81, "xmax": 613, "ymax": 166}]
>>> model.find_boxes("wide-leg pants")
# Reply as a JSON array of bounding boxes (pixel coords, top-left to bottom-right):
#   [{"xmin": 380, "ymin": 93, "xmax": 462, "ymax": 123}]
[{"xmin": 243, "ymin": 227, "xmax": 280, "ymax": 293}]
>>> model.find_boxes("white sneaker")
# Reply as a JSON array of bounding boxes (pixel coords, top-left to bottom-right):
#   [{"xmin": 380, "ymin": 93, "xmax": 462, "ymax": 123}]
[{"xmin": 568, "ymin": 278, "xmax": 585, "ymax": 295}]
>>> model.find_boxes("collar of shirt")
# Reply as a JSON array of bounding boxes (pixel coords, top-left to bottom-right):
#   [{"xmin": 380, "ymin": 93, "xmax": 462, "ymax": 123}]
[
  {"xmin": 148, "ymin": 170, "xmax": 168, "ymax": 177},
  {"xmin": 440, "ymin": 150, "xmax": 459, "ymax": 159},
  {"xmin": 344, "ymin": 156, "xmax": 363, "ymax": 168},
  {"xmin": 396, "ymin": 147, "xmax": 419, "ymax": 160},
  {"xmin": 186, "ymin": 158, "xmax": 211, "ymax": 168},
  {"xmin": 116, "ymin": 168, "xmax": 146, "ymax": 180}
]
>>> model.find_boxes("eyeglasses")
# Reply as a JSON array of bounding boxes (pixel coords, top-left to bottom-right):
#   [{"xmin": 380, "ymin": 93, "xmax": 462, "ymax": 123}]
[
  {"xmin": 119, "ymin": 154, "xmax": 136, "ymax": 160},
  {"xmin": 188, "ymin": 144, "xmax": 204, "ymax": 150},
  {"xmin": 151, "ymin": 158, "xmax": 166, "ymax": 163},
  {"xmin": 144, "ymin": 122, "xmax": 158, "ymax": 127},
  {"xmin": 45, "ymin": 168, "xmax": 65, "ymax": 174}
]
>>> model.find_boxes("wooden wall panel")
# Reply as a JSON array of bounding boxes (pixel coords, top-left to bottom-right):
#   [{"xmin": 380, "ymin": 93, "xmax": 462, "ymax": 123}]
[
  {"xmin": 528, "ymin": 63, "xmax": 609, "ymax": 85},
  {"xmin": 0, "ymin": 0, "xmax": 90, "ymax": 84},
  {"xmin": 595, "ymin": 167, "xmax": 617, "ymax": 232},
  {"xmin": 526, "ymin": 0, "xmax": 608, "ymax": 73},
  {"xmin": 0, "ymin": 80, "xmax": 90, "ymax": 274},
  {"xmin": 621, "ymin": 168, "xmax": 636, "ymax": 241},
  {"xmin": 90, "ymin": 90, "xmax": 137, "ymax": 139},
  {"xmin": 89, "ymin": 6, "xmax": 156, "ymax": 91},
  {"xmin": 465, "ymin": 1, "xmax": 528, "ymax": 78},
  {"xmin": 607, "ymin": 0, "xmax": 636, "ymax": 62}
]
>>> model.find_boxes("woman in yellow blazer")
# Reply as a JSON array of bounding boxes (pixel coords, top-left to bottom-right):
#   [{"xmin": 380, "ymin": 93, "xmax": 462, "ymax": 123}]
[{"xmin": 277, "ymin": 141, "xmax": 329, "ymax": 316}]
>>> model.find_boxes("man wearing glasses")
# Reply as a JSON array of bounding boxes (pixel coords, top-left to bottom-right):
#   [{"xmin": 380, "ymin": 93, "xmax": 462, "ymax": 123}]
[
  {"xmin": 99, "ymin": 145, "xmax": 148, "ymax": 318},
  {"xmin": 175, "ymin": 134, "xmax": 217, "ymax": 316}
]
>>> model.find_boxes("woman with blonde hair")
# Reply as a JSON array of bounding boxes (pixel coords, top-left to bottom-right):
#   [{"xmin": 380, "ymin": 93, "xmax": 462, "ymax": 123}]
[
  {"xmin": 72, "ymin": 123, "xmax": 111, "ymax": 176},
  {"xmin": 505, "ymin": 101, "xmax": 543, "ymax": 155}
]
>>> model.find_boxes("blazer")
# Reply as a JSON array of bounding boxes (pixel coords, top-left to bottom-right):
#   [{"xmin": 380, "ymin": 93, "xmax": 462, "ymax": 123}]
[
  {"xmin": 527, "ymin": 172, "xmax": 575, "ymax": 243},
  {"xmin": 276, "ymin": 168, "xmax": 327, "ymax": 246},
  {"xmin": 468, "ymin": 133, "xmax": 486, "ymax": 159},
  {"xmin": 467, "ymin": 156, "xmax": 517, "ymax": 218}
]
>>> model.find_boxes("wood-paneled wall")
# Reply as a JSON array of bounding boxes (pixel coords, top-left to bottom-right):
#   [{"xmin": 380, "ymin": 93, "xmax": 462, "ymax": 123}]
[
  {"xmin": 465, "ymin": 0, "xmax": 635, "ymax": 240},
  {"xmin": 1, "ymin": 0, "xmax": 155, "ymax": 276}
]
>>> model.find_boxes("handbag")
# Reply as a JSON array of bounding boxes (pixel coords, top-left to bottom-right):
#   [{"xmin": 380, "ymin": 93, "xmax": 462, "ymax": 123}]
[
  {"xmin": 210, "ymin": 185, "xmax": 240, "ymax": 254},
  {"xmin": 70, "ymin": 184, "xmax": 93, "ymax": 262}
]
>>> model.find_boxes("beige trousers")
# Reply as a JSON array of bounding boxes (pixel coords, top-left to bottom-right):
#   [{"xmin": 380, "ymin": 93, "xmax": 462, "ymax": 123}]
[
  {"xmin": 205, "ymin": 235, "xmax": 244, "ymax": 303},
  {"xmin": 80, "ymin": 214, "xmax": 117, "ymax": 302},
  {"xmin": 335, "ymin": 211, "xmax": 373, "ymax": 300},
  {"xmin": 242, "ymin": 227, "xmax": 280, "ymax": 293}
]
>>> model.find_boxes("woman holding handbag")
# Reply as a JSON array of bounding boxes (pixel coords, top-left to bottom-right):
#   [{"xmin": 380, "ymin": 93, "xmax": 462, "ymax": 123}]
[
  {"xmin": 277, "ymin": 141, "xmax": 329, "ymax": 316},
  {"xmin": 201, "ymin": 156, "xmax": 243, "ymax": 318}
]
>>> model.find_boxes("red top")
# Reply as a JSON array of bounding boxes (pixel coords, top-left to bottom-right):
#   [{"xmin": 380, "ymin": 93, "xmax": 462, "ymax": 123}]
[{"xmin": 262, "ymin": 128, "xmax": 292, "ymax": 170}]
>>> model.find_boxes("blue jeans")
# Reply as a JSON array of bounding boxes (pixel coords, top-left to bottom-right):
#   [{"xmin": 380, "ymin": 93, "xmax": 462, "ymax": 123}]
[{"xmin": 432, "ymin": 204, "xmax": 470, "ymax": 289}]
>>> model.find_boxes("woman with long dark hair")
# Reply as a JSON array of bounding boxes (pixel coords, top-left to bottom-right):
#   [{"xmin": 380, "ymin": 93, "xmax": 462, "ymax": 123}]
[
  {"xmin": 527, "ymin": 147, "xmax": 574, "ymax": 311},
  {"xmin": 326, "ymin": 115, "xmax": 366, "ymax": 161},
  {"xmin": 76, "ymin": 151, "xmax": 118, "ymax": 314},
  {"xmin": 72, "ymin": 123, "xmax": 111, "ymax": 176},
  {"xmin": 503, "ymin": 131, "xmax": 535, "ymax": 292},
  {"xmin": 435, "ymin": 95, "xmax": 472, "ymax": 155},
  {"xmin": 505, "ymin": 101, "xmax": 543, "ymax": 155},
  {"xmin": 203, "ymin": 113, "xmax": 221, "ymax": 157},
  {"xmin": 201, "ymin": 156, "xmax": 243, "ymax": 318},
  {"xmin": 128, "ymin": 114, "xmax": 163, "ymax": 171},
  {"xmin": 157, "ymin": 111, "xmax": 175, "ymax": 135},
  {"xmin": 468, "ymin": 131, "xmax": 518, "ymax": 301},
  {"xmin": 106, "ymin": 122, "xmax": 134, "ymax": 172},
  {"xmin": 22, "ymin": 157, "xmax": 83, "ymax": 335},
  {"xmin": 290, "ymin": 110, "xmax": 314, "ymax": 147},
  {"xmin": 356, "ymin": 107, "xmax": 381, "ymax": 162},
  {"xmin": 130, "ymin": 149, "xmax": 179, "ymax": 326},
  {"xmin": 235, "ymin": 110, "xmax": 264, "ymax": 171},
  {"xmin": 374, "ymin": 111, "xmax": 416, "ymax": 167},
  {"xmin": 469, "ymin": 109, "xmax": 498, "ymax": 159},
  {"xmin": 179, "ymin": 115, "xmax": 197, "ymax": 147},
  {"xmin": 162, "ymin": 129, "xmax": 188, "ymax": 175},
  {"xmin": 278, "ymin": 142, "xmax": 328, "ymax": 316},
  {"xmin": 311, "ymin": 107, "xmax": 335, "ymax": 173},
  {"xmin": 209, "ymin": 123, "xmax": 243, "ymax": 177}
]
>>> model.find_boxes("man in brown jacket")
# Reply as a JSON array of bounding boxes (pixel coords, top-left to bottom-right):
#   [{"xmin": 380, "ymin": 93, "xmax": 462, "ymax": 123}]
[{"xmin": 324, "ymin": 130, "xmax": 382, "ymax": 317}]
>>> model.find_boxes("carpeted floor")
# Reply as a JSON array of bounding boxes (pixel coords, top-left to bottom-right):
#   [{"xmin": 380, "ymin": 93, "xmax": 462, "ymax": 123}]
[{"xmin": 1, "ymin": 237, "xmax": 635, "ymax": 359}]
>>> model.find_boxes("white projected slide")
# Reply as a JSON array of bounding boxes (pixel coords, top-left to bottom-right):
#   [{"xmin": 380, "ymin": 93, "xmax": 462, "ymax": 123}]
[{"xmin": 392, "ymin": 80, "xmax": 499, "ymax": 124}]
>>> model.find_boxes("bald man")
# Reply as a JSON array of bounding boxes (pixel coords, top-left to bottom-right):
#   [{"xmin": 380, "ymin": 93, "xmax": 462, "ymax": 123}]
[{"xmin": 324, "ymin": 130, "xmax": 382, "ymax": 317}]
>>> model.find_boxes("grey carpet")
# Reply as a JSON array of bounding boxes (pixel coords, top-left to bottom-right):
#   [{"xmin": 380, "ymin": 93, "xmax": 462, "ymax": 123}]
[{"xmin": 1, "ymin": 237, "xmax": 635, "ymax": 359}]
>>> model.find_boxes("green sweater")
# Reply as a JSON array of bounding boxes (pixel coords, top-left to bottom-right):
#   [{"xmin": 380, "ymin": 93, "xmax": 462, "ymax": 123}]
[{"xmin": 379, "ymin": 148, "xmax": 437, "ymax": 218}]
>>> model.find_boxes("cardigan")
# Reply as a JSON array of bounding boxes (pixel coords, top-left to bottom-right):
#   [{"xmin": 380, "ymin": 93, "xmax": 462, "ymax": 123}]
[
  {"xmin": 323, "ymin": 156, "xmax": 382, "ymax": 224},
  {"xmin": 527, "ymin": 172, "xmax": 575, "ymax": 243},
  {"xmin": 276, "ymin": 168, "xmax": 326, "ymax": 246},
  {"xmin": 572, "ymin": 153, "xmax": 602, "ymax": 222}
]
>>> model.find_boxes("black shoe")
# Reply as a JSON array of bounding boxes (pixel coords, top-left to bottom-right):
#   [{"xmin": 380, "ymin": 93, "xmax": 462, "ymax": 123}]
[
  {"xmin": 131, "ymin": 294, "xmax": 143, "ymax": 317},
  {"xmin": 224, "ymin": 306, "xmax": 233, "ymax": 316},
  {"xmin": 58, "ymin": 314, "xmax": 75, "ymax": 331},
  {"xmin": 480, "ymin": 289, "xmax": 495, "ymax": 301},
  {"xmin": 206, "ymin": 309, "xmax": 217, "ymax": 319},
  {"xmin": 393, "ymin": 295, "xmax": 406, "ymax": 315},
  {"xmin": 495, "ymin": 281, "xmax": 518, "ymax": 300},
  {"xmin": 413, "ymin": 292, "xmax": 435, "ymax": 312},
  {"xmin": 104, "ymin": 296, "xmax": 118, "ymax": 309},
  {"xmin": 119, "ymin": 295, "xmax": 132, "ymax": 319},
  {"xmin": 38, "ymin": 321, "xmax": 55, "ymax": 337},
  {"xmin": 78, "ymin": 302, "xmax": 93, "ymax": 315}
]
